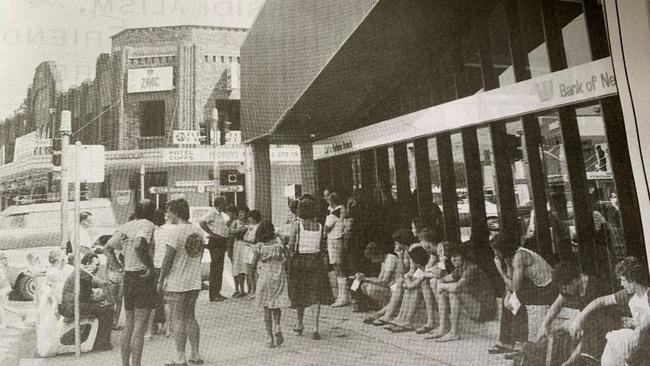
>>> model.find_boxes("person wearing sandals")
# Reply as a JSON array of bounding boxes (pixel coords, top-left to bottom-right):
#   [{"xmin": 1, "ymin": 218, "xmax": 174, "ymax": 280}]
[
  {"xmin": 367, "ymin": 229, "xmax": 417, "ymax": 326},
  {"xmin": 386, "ymin": 236, "xmax": 448, "ymax": 333},
  {"xmin": 353, "ymin": 241, "xmax": 398, "ymax": 313},
  {"xmin": 157, "ymin": 199, "xmax": 205, "ymax": 365},
  {"xmin": 230, "ymin": 206, "xmax": 250, "ymax": 298},
  {"xmin": 251, "ymin": 220, "xmax": 291, "ymax": 348},
  {"xmin": 287, "ymin": 198, "xmax": 334, "ymax": 340},
  {"xmin": 426, "ymin": 242, "xmax": 495, "ymax": 342},
  {"xmin": 488, "ymin": 236, "xmax": 556, "ymax": 356}
]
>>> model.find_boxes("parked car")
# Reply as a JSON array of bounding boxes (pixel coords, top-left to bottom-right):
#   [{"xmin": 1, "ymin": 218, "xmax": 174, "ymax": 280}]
[{"xmin": 0, "ymin": 198, "xmax": 118, "ymax": 300}]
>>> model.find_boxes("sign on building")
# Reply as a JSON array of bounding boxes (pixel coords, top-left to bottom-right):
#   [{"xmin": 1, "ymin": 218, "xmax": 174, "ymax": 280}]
[
  {"xmin": 115, "ymin": 190, "xmax": 131, "ymax": 206},
  {"xmin": 162, "ymin": 147, "xmax": 245, "ymax": 163},
  {"xmin": 173, "ymin": 130, "xmax": 201, "ymax": 145},
  {"xmin": 14, "ymin": 131, "xmax": 38, "ymax": 161},
  {"xmin": 127, "ymin": 66, "xmax": 174, "ymax": 93}
]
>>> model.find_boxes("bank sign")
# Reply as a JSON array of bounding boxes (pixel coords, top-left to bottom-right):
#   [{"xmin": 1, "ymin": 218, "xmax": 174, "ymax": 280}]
[{"xmin": 127, "ymin": 66, "xmax": 174, "ymax": 93}]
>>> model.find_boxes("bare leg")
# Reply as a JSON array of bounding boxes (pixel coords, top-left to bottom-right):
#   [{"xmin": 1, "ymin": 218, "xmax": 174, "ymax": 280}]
[
  {"xmin": 185, "ymin": 293, "xmax": 201, "ymax": 360},
  {"xmin": 421, "ymin": 280, "xmax": 436, "ymax": 327},
  {"xmin": 114, "ymin": 285, "xmax": 124, "ymax": 328},
  {"xmin": 172, "ymin": 297, "xmax": 188, "ymax": 364},
  {"xmin": 264, "ymin": 308, "xmax": 274, "ymax": 346},
  {"xmin": 145, "ymin": 313, "xmax": 154, "ymax": 340},
  {"xmin": 428, "ymin": 284, "xmax": 450, "ymax": 338},
  {"xmin": 272, "ymin": 308, "xmax": 282, "ymax": 332},
  {"xmin": 312, "ymin": 304, "xmax": 321, "ymax": 333},
  {"xmin": 377, "ymin": 279, "xmax": 404, "ymax": 322},
  {"xmin": 164, "ymin": 303, "xmax": 173, "ymax": 337},
  {"xmin": 444, "ymin": 292, "xmax": 463, "ymax": 339},
  {"xmin": 392, "ymin": 288, "xmax": 421, "ymax": 327},
  {"xmin": 295, "ymin": 306, "xmax": 304, "ymax": 332},
  {"xmin": 130, "ymin": 309, "xmax": 151, "ymax": 366},
  {"xmin": 120, "ymin": 310, "xmax": 135, "ymax": 366}
]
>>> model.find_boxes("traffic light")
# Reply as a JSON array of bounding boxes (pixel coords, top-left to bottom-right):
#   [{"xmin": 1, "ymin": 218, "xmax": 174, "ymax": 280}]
[
  {"xmin": 220, "ymin": 170, "xmax": 244, "ymax": 185},
  {"xmin": 51, "ymin": 137, "xmax": 62, "ymax": 168}
]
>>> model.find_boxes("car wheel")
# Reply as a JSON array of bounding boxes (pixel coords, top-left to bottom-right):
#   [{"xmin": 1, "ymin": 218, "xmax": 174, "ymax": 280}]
[{"xmin": 16, "ymin": 275, "xmax": 35, "ymax": 301}]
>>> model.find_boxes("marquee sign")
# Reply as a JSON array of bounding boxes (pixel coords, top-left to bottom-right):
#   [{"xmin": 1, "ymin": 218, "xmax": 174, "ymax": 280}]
[{"xmin": 127, "ymin": 66, "xmax": 174, "ymax": 93}]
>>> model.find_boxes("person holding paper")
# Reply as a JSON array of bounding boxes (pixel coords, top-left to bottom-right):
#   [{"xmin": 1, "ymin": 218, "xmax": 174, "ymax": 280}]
[
  {"xmin": 489, "ymin": 236, "xmax": 556, "ymax": 355},
  {"xmin": 426, "ymin": 242, "xmax": 495, "ymax": 342},
  {"xmin": 368, "ymin": 229, "xmax": 416, "ymax": 326},
  {"xmin": 353, "ymin": 241, "xmax": 398, "ymax": 313}
]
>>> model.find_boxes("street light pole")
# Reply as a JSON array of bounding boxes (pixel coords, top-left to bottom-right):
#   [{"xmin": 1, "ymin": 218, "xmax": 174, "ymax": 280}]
[
  {"xmin": 60, "ymin": 111, "xmax": 71, "ymax": 250},
  {"xmin": 211, "ymin": 108, "xmax": 220, "ymax": 198}
]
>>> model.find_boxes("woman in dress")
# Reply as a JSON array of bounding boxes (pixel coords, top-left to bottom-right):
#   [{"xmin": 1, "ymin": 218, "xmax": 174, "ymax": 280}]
[
  {"xmin": 288, "ymin": 198, "xmax": 334, "ymax": 340},
  {"xmin": 244, "ymin": 210, "xmax": 262, "ymax": 298},
  {"xmin": 230, "ymin": 206, "xmax": 250, "ymax": 298},
  {"xmin": 251, "ymin": 220, "xmax": 291, "ymax": 348}
]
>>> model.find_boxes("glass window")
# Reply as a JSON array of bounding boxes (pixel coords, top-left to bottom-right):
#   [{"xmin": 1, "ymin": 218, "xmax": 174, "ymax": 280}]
[
  {"xmin": 555, "ymin": 0, "xmax": 592, "ymax": 67},
  {"xmin": 488, "ymin": 1, "xmax": 516, "ymax": 86},
  {"xmin": 451, "ymin": 133, "xmax": 471, "ymax": 241},
  {"xmin": 477, "ymin": 127, "xmax": 499, "ymax": 218},
  {"xmin": 576, "ymin": 102, "xmax": 627, "ymax": 262},
  {"xmin": 535, "ymin": 111, "xmax": 576, "ymax": 259},
  {"xmin": 517, "ymin": 0, "xmax": 551, "ymax": 77},
  {"xmin": 407, "ymin": 142, "xmax": 417, "ymax": 193},
  {"xmin": 427, "ymin": 138, "xmax": 442, "ymax": 207},
  {"xmin": 140, "ymin": 100, "xmax": 165, "ymax": 137}
]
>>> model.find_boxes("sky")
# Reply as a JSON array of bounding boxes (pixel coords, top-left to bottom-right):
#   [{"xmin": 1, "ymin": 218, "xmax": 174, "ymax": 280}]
[{"xmin": 0, "ymin": 0, "xmax": 265, "ymax": 118}]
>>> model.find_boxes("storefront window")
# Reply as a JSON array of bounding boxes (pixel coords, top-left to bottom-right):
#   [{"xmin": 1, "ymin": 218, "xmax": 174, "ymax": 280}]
[
  {"xmin": 555, "ymin": 0, "xmax": 592, "ymax": 67},
  {"xmin": 451, "ymin": 133, "xmax": 471, "ymax": 241},
  {"xmin": 535, "ymin": 111, "xmax": 577, "ymax": 259},
  {"xmin": 427, "ymin": 138, "xmax": 442, "ymax": 207},
  {"xmin": 488, "ymin": 1, "xmax": 516, "ymax": 86},
  {"xmin": 387, "ymin": 146, "xmax": 397, "ymax": 199},
  {"xmin": 575, "ymin": 102, "xmax": 627, "ymax": 262},
  {"xmin": 477, "ymin": 126, "xmax": 499, "ymax": 215},
  {"xmin": 517, "ymin": 0, "xmax": 551, "ymax": 77},
  {"xmin": 407, "ymin": 142, "xmax": 417, "ymax": 193}
]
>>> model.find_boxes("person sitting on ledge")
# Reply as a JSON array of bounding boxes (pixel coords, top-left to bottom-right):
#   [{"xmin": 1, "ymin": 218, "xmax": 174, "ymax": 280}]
[
  {"xmin": 426, "ymin": 242, "xmax": 496, "ymax": 342},
  {"xmin": 59, "ymin": 252, "xmax": 114, "ymax": 352},
  {"xmin": 568, "ymin": 256, "xmax": 650, "ymax": 366},
  {"xmin": 369, "ymin": 229, "xmax": 416, "ymax": 326},
  {"xmin": 532, "ymin": 260, "xmax": 619, "ymax": 365},
  {"xmin": 354, "ymin": 241, "xmax": 398, "ymax": 314}
]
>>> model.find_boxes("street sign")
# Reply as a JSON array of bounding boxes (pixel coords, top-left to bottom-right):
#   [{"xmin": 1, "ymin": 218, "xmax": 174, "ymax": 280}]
[
  {"xmin": 175, "ymin": 180, "xmax": 214, "ymax": 187},
  {"xmin": 149, "ymin": 185, "xmax": 244, "ymax": 194},
  {"xmin": 173, "ymin": 130, "xmax": 201, "ymax": 145},
  {"xmin": 67, "ymin": 145, "xmax": 105, "ymax": 183}
]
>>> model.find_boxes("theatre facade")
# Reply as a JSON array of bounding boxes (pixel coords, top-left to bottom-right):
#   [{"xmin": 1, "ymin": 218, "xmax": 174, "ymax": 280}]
[{"xmin": 241, "ymin": 0, "xmax": 650, "ymax": 274}]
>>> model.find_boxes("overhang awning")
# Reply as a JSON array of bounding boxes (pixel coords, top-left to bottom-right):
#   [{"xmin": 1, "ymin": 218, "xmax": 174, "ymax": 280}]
[{"xmin": 261, "ymin": 0, "xmax": 464, "ymax": 143}]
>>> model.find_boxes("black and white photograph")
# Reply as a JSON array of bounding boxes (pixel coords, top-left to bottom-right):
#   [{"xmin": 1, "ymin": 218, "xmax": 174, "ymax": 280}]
[{"xmin": 0, "ymin": 0, "xmax": 649, "ymax": 365}]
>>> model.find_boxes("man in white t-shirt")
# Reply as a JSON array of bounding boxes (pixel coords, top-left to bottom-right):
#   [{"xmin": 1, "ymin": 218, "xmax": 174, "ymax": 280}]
[
  {"xmin": 157, "ymin": 198, "xmax": 205, "ymax": 365},
  {"xmin": 325, "ymin": 192, "xmax": 349, "ymax": 307},
  {"xmin": 199, "ymin": 196, "xmax": 230, "ymax": 302}
]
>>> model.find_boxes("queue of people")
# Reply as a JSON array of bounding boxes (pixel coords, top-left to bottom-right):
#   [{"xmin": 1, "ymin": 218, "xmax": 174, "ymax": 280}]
[{"xmin": 23, "ymin": 187, "xmax": 649, "ymax": 366}]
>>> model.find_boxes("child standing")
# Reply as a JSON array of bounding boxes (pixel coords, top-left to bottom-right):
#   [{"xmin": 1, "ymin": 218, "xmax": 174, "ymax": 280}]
[
  {"xmin": 251, "ymin": 220, "xmax": 290, "ymax": 348},
  {"xmin": 230, "ymin": 206, "xmax": 250, "ymax": 298}
]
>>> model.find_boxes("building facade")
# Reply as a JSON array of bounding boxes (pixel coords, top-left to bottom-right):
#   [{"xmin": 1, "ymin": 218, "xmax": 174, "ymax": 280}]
[
  {"xmin": 0, "ymin": 26, "xmax": 264, "ymax": 224},
  {"xmin": 242, "ymin": 0, "xmax": 650, "ymax": 278}
]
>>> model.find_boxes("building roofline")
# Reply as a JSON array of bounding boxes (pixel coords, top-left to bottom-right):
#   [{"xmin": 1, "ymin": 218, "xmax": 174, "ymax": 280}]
[{"xmin": 110, "ymin": 25, "xmax": 249, "ymax": 39}]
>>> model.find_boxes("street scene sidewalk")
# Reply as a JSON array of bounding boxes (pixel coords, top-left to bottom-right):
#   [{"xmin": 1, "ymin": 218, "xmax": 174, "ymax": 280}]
[{"xmin": 16, "ymin": 291, "xmax": 511, "ymax": 366}]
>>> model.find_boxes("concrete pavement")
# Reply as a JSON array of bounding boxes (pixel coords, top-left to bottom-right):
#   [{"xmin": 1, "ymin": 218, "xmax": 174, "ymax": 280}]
[{"xmin": 17, "ymin": 291, "xmax": 513, "ymax": 366}]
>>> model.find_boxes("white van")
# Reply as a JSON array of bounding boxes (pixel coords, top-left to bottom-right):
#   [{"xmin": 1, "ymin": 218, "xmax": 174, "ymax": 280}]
[{"xmin": 0, "ymin": 198, "xmax": 118, "ymax": 300}]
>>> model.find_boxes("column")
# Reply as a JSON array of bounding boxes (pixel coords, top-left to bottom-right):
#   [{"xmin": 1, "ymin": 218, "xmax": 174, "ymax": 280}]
[
  {"xmin": 413, "ymin": 138, "xmax": 433, "ymax": 219},
  {"xmin": 437, "ymin": 133, "xmax": 460, "ymax": 242},
  {"xmin": 251, "ymin": 142, "xmax": 272, "ymax": 220},
  {"xmin": 393, "ymin": 143, "xmax": 411, "ymax": 205},
  {"xmin": 462, "ymin": 127, "xmax": 488, "ymax": 241},
  {"xmin": 491, "ymin": 122, "xmax": 519, "ymax": 244},
  {"xmin": 299, "ymin": 143, "xmax": 317, "ymax": 197}
]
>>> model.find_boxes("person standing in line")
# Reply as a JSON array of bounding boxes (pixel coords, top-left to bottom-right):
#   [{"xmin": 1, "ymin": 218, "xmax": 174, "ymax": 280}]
[
  {"xmin": 288, "ymin": 198, "xmax": 334, "ymax": 340},
  {"xmin": 157, "ymin": 199, "xmax": 205, "ymax": 366},
  {"xmin": 230, "ymin": 206, "xmax": 251, "ymax": 298},
  {"xmin": 105, "ymin": 199, "xmax": 157, "ymax": 366},
  {"xmin": 145, "ymin": 209, "xmax": 171, "ymax": 340},
  {"xmin": 224, "ymin": 205, "xmax": 239, "ymax": 264},
  {"xmin": 243, "ymin": 210, "xmax": 262, "ymax": 298},
  {"xmin": 199, "ymin": 196, "xmax": 230, "ymax": 302},
  {"xmin": 78, "ymin": 211, "xmax": 97, "ymax": 249},
  {"xmin": 251, "ymin": 220, "xmax": 291, "ymax": 348},
  {"xmin": 325, "ymin": 192, "xmax": 349, "ymax": 307}
]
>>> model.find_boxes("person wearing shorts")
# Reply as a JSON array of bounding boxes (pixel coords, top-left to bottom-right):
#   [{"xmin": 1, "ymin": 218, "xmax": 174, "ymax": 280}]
[
  {"xmin": 324, "ymin": 192, "xmax": 348, "ymax": 307},
  {"xmin": 429, "ymin": 242, "xmax": 496, "ymax": 342},
  {"xmin": 157, "ymin": 198, "xmax": 205, "ymax": 365},
  {"xmin": 106, "ymin": 199, "xmax": 156, "ymax": 366}
]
